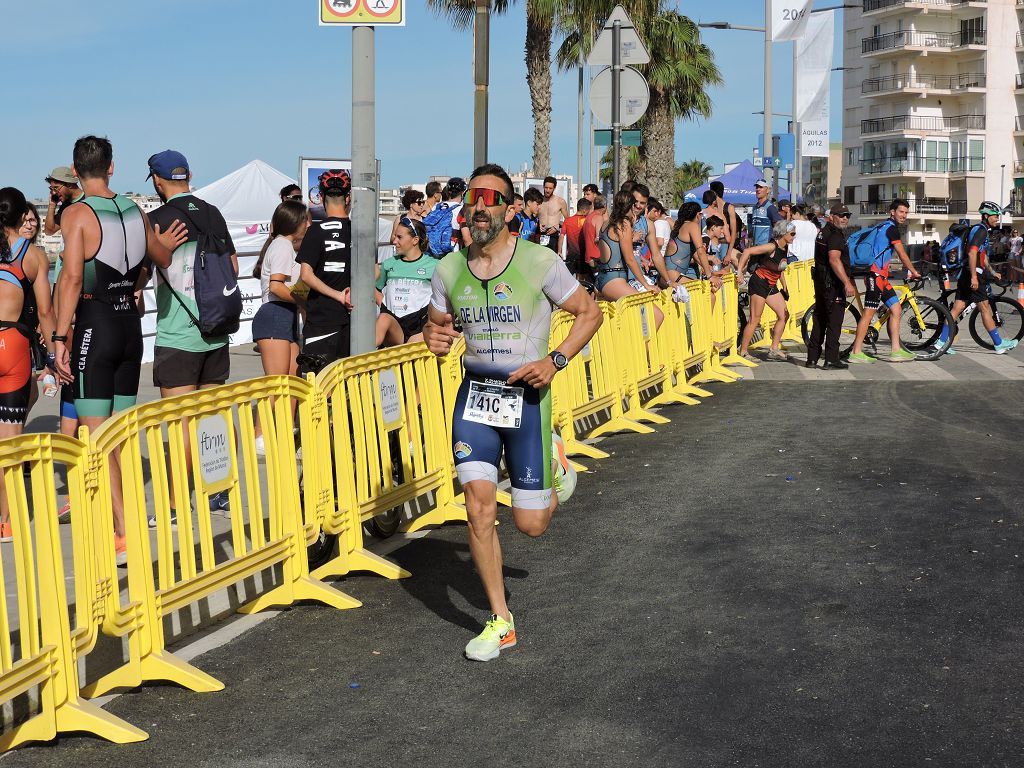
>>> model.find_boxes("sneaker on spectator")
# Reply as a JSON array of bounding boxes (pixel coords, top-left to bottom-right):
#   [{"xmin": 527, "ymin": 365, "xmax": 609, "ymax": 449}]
[
  {"xmin": 115, "ymin": 534, "xmax": 127, "ymax": 567},
  {"xmin": 0, "ymin": 522, "xmax": 11, "ymax": 543},
  {"xmin": 254, "ymin": 435, "xmax": 266, "ymax": 456},
  {"xmin": 57, "ymin": 501, "xmax": 72, "ymax": 524},
  {"xmin": 209, "ymin": 491, "xmax": 230, "ymax": 512},
  {"xmin": 147, "ymin": 510, "xmax": 178, "ymax": 529}
]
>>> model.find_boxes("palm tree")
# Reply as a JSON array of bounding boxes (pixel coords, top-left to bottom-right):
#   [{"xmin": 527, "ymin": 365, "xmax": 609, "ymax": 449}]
[
  {"xmin": 427, "ymin": 0, "xmax": 563, "ymax": 176},
  {"xmin": 674, "ymin": 159, "xmax": 714, "ymax": 205}
]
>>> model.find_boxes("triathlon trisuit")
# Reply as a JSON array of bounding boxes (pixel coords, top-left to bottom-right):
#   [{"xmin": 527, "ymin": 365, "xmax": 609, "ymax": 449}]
[
  {"xmin": 376, "ymin": 253, "xmax": 435, "ymax": 339},
  {"xmin": 667, "ymin": 234, "xmax": 698, "ymax": 279},
  {"xmin": 750, "ymin": 200, "xmax": 774, "ymax": 247},
  {"xmin": 595, "ymin": 227, "xmax": 629, "ymax": 291},
  {"xmin": 71, "ymin": 194, "xmax": 147, "ymax": 418},
  {"xmin": 0, "ymin": 238, "xmax": 39, "ymax": 424},
  {"xmin": 430, "ymin": 239, "xmax": 579, "ymax": 510}
]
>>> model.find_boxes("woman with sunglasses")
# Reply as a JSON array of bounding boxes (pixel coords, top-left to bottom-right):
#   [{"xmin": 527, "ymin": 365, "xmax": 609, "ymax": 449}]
[
  {"xmin": 375, "ymin": 217, "xmax": 435, "ymax": 347},
  {"xmin": 736, "ymin": 219, "xmax": 796, "ymax": 361},
  {"xmin": 389, "ymin": 188, "xmax": 428, "ymax": 245}
]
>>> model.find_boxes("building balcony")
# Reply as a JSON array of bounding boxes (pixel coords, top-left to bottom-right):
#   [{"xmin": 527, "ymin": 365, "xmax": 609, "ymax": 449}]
[
  {"xmin": 859, "ymin": 157, "xmax": 984, "ymax": 175},
  {"xmin": 1013, "ymin": 162, "xmax": 1024, "ymax": 176},
  {"xmin": 1018, "ymin": 32, "xmax": 1024, "ymax": 50},
  {"xmin": 862, "ymin": 29, "xmax": 986, "ymax": 57},
  {"xmin": 859, "ymin": 199, "xmax": 968, "ymax": 217},
  {"xmin": 862, "ymin": 72, "xmax": 985, "ymax": 96},
  {"xmin": 860, "ymin": 114, "xmax": 985, "ymax": 136},
  {"xmin": 1015, "ymin": 116, "xmax": 1024, "ymax": 135},
  {"xmin": 863, "ymin": 0, "xmax": 986, "ymax": 16},
  {"xmin": 1017, "ymin": 74, "xmax": 1024, "ymax": 91}
]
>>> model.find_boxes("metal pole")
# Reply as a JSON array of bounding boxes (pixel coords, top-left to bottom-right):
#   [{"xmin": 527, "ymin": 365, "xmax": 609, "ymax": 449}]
[
  {"xmin": 473, "ymin": 0, "xmax": 489, "ymax": 168},
  {"xmin": 612, "ymin": 20, "xmax": 622, "ymax": 193},
  {"xmin": 1000, "ymin": 164, "xmax": 1005, "ymax": 211},
  {"xmin": 792, "ymin": 46, "xmax": 801, "ymax": 203},
  {"xmin": 350, "ymin": 25, "xmax": 376, "ymax": 356},
  {"xmin": 578, "ymin": 53, "xmax": 584, "ymax": 205},
  {"xmin": 589, "ymin": 20, "xmax": 595, "ymax": 186},
  {"xmin": 763, "ymin": 0, "xmax": 774, "ymax": 191}
]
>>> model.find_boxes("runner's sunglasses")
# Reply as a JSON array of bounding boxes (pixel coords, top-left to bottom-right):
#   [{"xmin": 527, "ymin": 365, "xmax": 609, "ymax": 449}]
[{"xmin": 464, "ymin": 188, "xmax": 513, "ymax": 207}]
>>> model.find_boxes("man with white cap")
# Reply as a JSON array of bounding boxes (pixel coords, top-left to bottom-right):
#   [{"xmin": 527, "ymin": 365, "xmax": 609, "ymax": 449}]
[
  {"xmin": 43, "ymin": 166, "xmax": 82, "ymax": 236},
  {"xmin": 749, "ymin": 178, "xmax": 782, "ymax": 248}
]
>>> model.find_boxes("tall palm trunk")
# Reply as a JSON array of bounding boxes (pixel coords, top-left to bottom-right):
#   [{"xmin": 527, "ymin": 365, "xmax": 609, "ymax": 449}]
[
  {"xmin": 526, "ymin": 4, "xmax": 552, "ymax": 177},
  {"xmin": 640, "ymin": 88, "xmax": 676, "ymax": 204}
]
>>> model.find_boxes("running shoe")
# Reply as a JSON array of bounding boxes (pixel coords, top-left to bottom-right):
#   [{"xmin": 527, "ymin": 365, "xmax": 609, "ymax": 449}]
[
  {"xmin": 464, "ymin": 613, "xmax": 516, "ymax": 662},
  {"xmin": 209, "ymin": 491, "xmax": 230, "ymax": 512},
  {"xmin": 57, "ymin": 501, "xmax": 72, "ymax": 524},
  {"xmin": 994, "ymin": 339, "xmax": 1019, "ymax": 355},
  {"xmin": 740, "ymin": 351, "xmax": 757, "ymax": 361},
  {"xmin": 928, "ymin": 344, "xmax": 955, "ymax": 357},
  {"xmin": 888, "ymin": 348, "xmax": 915, "ymax": 363},
  {"xmin": 254, "ymin": 435, "xmax": 266, "ymax": 456},
  {"xmin": 0, "ymin": 522, "xmax": 11, "ymax": 543},
  {"xmin": 147, "ymin": 510, "xmax": 178, "ymax": 529},
  {"xmin": 551, "ymin": 432, "xmax": 576, "ymax": 504},
  {"xmin": 766, "ymin": 348, "xmax": 789, "ymax": 361},
  {"xmin": 847, "ymin": 351, "xmax": 875, "ymax": 364},
  {"xmin": 115, "ymin": 534, "xmax": 128, "ymax": 567}
]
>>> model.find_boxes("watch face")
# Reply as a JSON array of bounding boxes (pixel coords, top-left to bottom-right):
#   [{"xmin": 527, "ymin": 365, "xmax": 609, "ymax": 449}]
[{"xmin": 552, "ymin": 352, "xmax": 568, "ymax": 369}]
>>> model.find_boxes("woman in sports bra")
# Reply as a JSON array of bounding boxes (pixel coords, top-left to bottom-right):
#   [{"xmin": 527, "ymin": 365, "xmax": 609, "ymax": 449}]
[
  {"xmin": 0, "ymin": 187, "xmax": 63, "ymax": 540},
  {"xmin": 665, "ymin": 202, "xmax": 716, "ymax": 284},
  {"xmin": 736, "ymin": 219, "xmax": 796, "ymax": 361}
]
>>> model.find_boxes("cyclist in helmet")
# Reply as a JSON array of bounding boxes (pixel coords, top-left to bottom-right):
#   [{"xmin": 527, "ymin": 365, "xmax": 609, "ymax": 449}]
[
  {"xmin": 296, "ymin": 170, "xmax": 354, "ymax": 367},
  {"xmin": 929, "ymin": 201, "xmax": 1019, "ymax": 356}
]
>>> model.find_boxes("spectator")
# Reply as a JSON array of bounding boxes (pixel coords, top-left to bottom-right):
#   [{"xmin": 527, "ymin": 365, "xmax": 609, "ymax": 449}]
[
  {"xmin": 665, "ymin": 202, "xmax": 710, "ymax": 283},
  {"xmin": 375, "ymin": 217, "xmax": 435, "ymax": 347},
  {"xmin": 424, "ymin": 180, "xmax": 443, "ymax": 210},
  {"xmin": 582, "ymin": 183, "xmax": 599, "ymax": 204},
  {"xmin": 787, "ymin": 204, "xmax": 818, "ymax": 262},
  {"xmin": 749, "ymin": 179, "xmax": 783, "ymax": 246},
  {"xmin": 506, "ymin": 193, "xmax": 525, "ymax": 235},
  {"xmin": 390, "ymin": 188, "xmax": 428, "ymax": 244},
  {"xmin": 560, "ymin": 198, "xmax": 591, "ymax": 278},
  {"xmin": 1010, "ymin": 229, "xmax": 1022, "ymax": 270},
  {"xmin": 280, "ymin": 184, "xmax": 302, "ymax": 203},
  {"xmin": 19, "ymin": 206, "xmax": 40, "ymax": 244},
  {"xmin": 778, "ymin": 200, "xmax": 793, "ymax": 221},
  {"xmin": 580, "ymin": 194, "xmax": 606, "ymax": 285},
  {"xmin": 710, "ymin": 179, "xmax": 742, "ymax": 257},
  {"xmin": 806, "ymin": 204, "xmax": 855, "ymax": 370},
  {"xmin": 516, "ymin": 187, "xmax": 543, "ymax": 243},
  {"xmin": 43, "ymin": 166, "xmax": 82, "ymax": 236}
]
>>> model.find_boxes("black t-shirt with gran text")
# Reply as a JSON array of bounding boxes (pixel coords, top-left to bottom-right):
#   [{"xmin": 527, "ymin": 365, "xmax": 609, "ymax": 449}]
[
  {"xmin": 296, "ymin": 216, "xmax": 352, "ymax": 329},
  {"xmin": 813, "ymin": 222, "xmax": 850, "ymax": 285}
]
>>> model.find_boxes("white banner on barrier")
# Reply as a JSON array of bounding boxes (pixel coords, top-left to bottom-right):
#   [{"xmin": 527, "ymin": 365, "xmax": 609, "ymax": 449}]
[{"xmin": 771, "ymin": 0, "xmax": 813, "ymax": 41}]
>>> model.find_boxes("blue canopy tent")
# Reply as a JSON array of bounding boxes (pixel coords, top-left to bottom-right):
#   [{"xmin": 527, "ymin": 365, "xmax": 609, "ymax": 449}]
[{"xmin": 685, "ymin": 160, "xmax": 791, "ymax": 205}]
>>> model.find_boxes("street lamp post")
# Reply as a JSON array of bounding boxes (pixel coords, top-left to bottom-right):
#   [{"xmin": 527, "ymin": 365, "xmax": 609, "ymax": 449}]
[{"xmin": 473, "ymin": 0, "xmax": 489, "ymax": 168}]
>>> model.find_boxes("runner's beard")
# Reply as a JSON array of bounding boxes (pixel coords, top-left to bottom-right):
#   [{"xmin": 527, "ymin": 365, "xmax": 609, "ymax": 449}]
[{"xmin": 470, "ymin": 212, "xmax": 505, "ymax": 246}]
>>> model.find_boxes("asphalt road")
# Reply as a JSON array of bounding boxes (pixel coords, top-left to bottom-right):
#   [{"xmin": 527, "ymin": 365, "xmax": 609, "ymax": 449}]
[{"xmin": 6, "ymin": 380, "xmax": 1024, "ymax": 767}]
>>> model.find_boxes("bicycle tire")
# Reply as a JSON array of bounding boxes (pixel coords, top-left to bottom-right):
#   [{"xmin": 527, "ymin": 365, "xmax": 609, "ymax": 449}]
[
  {"xmin": 968, "ymin": 296, "xmax": 1024, "ymax": 350},
  {"xmin": 899, "ymin": 295, "xmax": 953, "ymax": 359},
  {"xmin": 800, "ymin": 301, "xmax": 861, "ymax": 358}
]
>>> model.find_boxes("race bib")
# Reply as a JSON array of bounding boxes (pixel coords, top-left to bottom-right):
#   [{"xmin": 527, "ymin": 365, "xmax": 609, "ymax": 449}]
[
  {"xmin": 463, "ymin": 380, "xmax": 524, "ymax": 429},
  {"xmin": 540, "ymin": 234, "xmax": 551, "ymax": 246}
]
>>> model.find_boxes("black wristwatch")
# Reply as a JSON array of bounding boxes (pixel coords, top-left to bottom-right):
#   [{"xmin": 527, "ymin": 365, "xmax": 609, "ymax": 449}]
[
  {"xmin": 52, "ymin": 332, "xmax": 68, "ymax": 343},
  {"xmin": 549, "ymin": 351, "xmax": 569, "ymax": 370}
]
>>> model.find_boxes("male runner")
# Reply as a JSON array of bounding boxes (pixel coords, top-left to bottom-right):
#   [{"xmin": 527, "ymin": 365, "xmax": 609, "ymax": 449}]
[
  {"xmin": 582, "ymin": 183, "xmax": 599, "ymax": 204},
  {"xmin": 929, "ymin": 201, "xmax": 1019, "ymax": 356},
  {"xmin": 54, "ymin": 135, "xmax": 186, "ymax": 560},
  {"xmin": 43, "ymin": 166, "xmax": 83, "ymax": 236},
  {"xmin": 848, "ymin": 198, "xmax": 921, "ymax": 363},
  {"xmin": 298, "ymin": 170, "xmax": 355, "ymax": 365},
  {"xmin": 749, "ymin": 179, "xmax": 782, "ymax": 247},
  {"xmin": 423, "ymin": 163, "xmax": 602, "ymax": 662},
  {"xmin": 538, "ymin": 176, "xmax": 568, "ymax": 253}
]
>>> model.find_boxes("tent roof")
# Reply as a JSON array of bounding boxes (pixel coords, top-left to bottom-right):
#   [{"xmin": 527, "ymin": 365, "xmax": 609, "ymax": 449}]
[
  {"xmin": 685, "ymin": 160, "xmax": 791, "ymax": 205},
  {"xmin": 192, "ymin": 159, "xmax": 296, "ymax": 221}
]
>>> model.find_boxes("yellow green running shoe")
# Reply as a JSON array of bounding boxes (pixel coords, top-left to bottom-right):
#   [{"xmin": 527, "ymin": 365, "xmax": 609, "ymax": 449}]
[
  {"xmin": 847, "ymin": 351, "xmax": 875, "ymax": 364},
  {"xmin": 465, "ymin": 613, "xmax": 516, "ymax": 662},
  {"xmin": 551, "ymin": 432, "xmax": 576, "ymax": 504}
]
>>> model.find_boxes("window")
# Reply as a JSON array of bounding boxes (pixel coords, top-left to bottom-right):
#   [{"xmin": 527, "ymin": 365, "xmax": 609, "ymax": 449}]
[
  {"xmin": 960, "ymin": 17, "xmax": 984, "ymax": 45},
  {"xmin": 844, "ymin": 186, "xmax": 858, "ymax": 204},
  {"xmin": 969, "ymin": 139, "xmax": 984, "ymax": 171}
]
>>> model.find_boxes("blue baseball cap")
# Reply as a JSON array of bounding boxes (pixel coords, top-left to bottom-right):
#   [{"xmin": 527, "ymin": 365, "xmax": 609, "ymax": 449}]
[{"xmin": 146, "ymin": 150, "xmax": 190, "ymax": 181}]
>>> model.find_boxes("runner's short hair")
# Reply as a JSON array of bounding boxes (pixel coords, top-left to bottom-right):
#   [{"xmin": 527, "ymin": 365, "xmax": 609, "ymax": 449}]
[
  {"xmin": 702, "ymin": 190, "xmax": 717, "ymax": 205},
  {"xmin": 73, "ymin": 135, "xmax": 113, "ymax": 180},
  {"xmin": 709, "ymin": 180, "xmax": 724, "ymax": 197},
  {"xmin": 890, "ymin": 198, "xmax": 910, "ymax": 211},
  {"xmin": 279, "ymin": 184, "xmax": 300, "ymax": 200},
  {"xmin": 576, "ymin": 198, "xmax": 593, "ymax": 213},
  {"xmin": 513, "ymin": 192, "xmax": 524, "ymax": 203},
  {"xmin": 524, "ymin": 187, "xmax": 543, "ymax": 205},
  {"xmin": 543, "ymin": 175, "xmax": 557, "ymax": 187},
  {"xmin": 592, "ymin": 194, "xmax": 606, "ymax": 210},
  {"xmin": 583, "ymin": 183, "xmax": 599, "ymax": 195},
  {"xmin": 632, "ymin": 183, "xmax": 650, "ymax": 198},
  {"xmin": 469, "ymin": 163, "xmax": 515, "ymax": 200},
  {"xmin": 425, "ymin": 181, "xmax": 442, "ymax": 199},
  {"xmin": 705, "ymin": 215, "xmax": 724, "ymax": 229}
]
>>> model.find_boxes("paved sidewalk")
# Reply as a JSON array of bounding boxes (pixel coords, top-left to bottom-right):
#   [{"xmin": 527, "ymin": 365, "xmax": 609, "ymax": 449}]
[{"xmin": 7, "ymin": 381, "xmax": 1023, "ymax": 766}]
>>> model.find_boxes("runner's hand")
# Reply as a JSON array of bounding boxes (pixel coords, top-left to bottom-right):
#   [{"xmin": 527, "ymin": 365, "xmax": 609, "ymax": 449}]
[
  {"xmin": 335, "ymin": 287, "xmax": 353, "ymax": 310},
  {"xmin": 844, "ymin": 283, "xmax": 856, "ymax": 298},
  {"xmin": 153, "ymin": 219, "xmax": 188, "ymax": 251},
  {"xmin": 423, "ymin": 314, "xmax": 459, "ymax": 356},
  {"xmin": 971, "ymin": 275, "xmax": 979, "ymax": 290},
  {"xmin": 53, "ymin": 341, "xmax": 72, "ymax": 381},
  {"xmin": 908, "ymin": 269, "xmax": 921, "ymax": 281},
  {"xmin": 507, "ymin": 357, "xmax": 556, "ymax": 389}
]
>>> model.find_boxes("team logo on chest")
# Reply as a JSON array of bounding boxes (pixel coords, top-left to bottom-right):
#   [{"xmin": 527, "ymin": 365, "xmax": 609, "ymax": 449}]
[{"xmin": 493, "ymin": 282, "xmax": 512, "ymax": 301}]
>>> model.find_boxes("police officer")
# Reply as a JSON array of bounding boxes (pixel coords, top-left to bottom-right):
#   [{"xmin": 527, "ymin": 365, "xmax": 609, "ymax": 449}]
[{"xmin": 806, "ymin": 204, "xmax": 856, "ymax": 369}]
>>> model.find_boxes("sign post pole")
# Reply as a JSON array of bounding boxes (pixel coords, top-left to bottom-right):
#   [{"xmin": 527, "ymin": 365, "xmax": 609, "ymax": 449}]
[
  {"xmin": 611, "ymin": 20, "xmax": 622, "ymax": 192},
  {"xmin": 351, "ymin": 24, "xmax": 377, "ymax": 356},
  {"xmin": 473, "ymin": 0, "xmax": 489, "ymax": 168}
]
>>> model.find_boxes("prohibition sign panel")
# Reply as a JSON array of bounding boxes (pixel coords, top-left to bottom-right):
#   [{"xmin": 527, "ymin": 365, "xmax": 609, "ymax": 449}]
[{"xmin": 320, "ymin": 0, "xmax": 405, "ymax": 25}]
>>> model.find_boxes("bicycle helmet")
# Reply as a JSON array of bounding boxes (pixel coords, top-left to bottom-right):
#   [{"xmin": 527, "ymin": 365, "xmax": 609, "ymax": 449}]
[
  {"xmin": 444, "ymin": 177, "xmax": 467, "ymax": 198},
  {"xmin": 318, "ymin": 169, "xmax": 352, "ymax": 197},
  {"xmin": 978, "ymin": 200, "xmax": 1001, "ymax": 217}
]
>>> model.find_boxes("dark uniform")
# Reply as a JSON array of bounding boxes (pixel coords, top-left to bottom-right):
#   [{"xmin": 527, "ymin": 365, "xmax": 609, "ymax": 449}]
[{"xmin": 807, "ymin": 221, "xmax": 852, "ymax": 366}]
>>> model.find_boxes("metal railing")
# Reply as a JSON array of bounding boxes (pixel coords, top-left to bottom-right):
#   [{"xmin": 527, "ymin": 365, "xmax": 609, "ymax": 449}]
[
  {"xmin": 859, "ymin": 156, "xmax": 984, "ymax": 174},
  {"xmin": 864, "ymin": 0, "xmax": 986, "ymax": 10},
  {"xmin": 1016, "ymin": 116, "xmax": 1024, "ymax": 131},
  {"xmin": 862, "ymin": 72, "xmax": 986, "ymax": 93},
  {"xmin": 861, "ymin": 114, "xmax": 985, "ymax": 134},
  {"xmin": 859, "ymin": 199, "xmax": 967, "ymax": 215},
  {"xmin": 862, "ymin": 29, "xmax": 986, "ymax": 53},
  {"xmin": 1017, "ymin": 74, "xmax": 1024, "ymax": 89}
]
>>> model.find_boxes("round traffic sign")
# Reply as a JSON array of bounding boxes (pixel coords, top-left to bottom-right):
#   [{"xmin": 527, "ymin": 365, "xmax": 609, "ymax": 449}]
[{"xmin": 589, "ymin": 66, "xmax": 650, "ymax": 129}]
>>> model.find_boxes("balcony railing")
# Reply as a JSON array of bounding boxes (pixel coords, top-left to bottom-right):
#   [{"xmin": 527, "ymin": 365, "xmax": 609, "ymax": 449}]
[
  {"xmin": 862, "ymin": 72, "xmax": 986, "ymax": 93},
  {"xmin": 859, "ymin": 199, "xmax": 968, "ymax": 216},
  {"xmin": 864, "ymin": 0, "xmax": 986, "ymax": 10},
  {"xmin": 1014, "ymin": 162, "xmax": 1024, "ymax": 175},
  {"xmin": 860, "ymin": 157, "xmax": 984, "ymax": 174},
  {"xmin": 1016, "ymin": 116, "xmax": 1024, "ymax": 131},
  {"xmin": 861, "ymin": 114, "xmax": 985, "ymax": 134},
  {"xmin": 1017, "ymin": 74, "xmax": 1024, "ymax": 89},
  {"xmin": 862, "ymin": 29, "xmax": 986, "ymax": 53}
]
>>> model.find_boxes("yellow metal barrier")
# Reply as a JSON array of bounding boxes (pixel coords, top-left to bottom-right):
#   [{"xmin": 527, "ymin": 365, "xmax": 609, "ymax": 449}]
[
  {"xmin": 656, "ymin": 290, "xmax": 716, "ymax": 402},
  {"xmin": 783, "ymin": 260, "xmax": 815, "ymax": 342},
  {"xmin": 685, "ymin": 281, "xmax": 742, "ymax": 385},
  {"xmin": 716, "ymin": 274, "xmax": 756, "ymax": 369},
  {"xmin": 83, "ymin": 376, "xmax": 354, "ymax": 698},
  {"xmin": 0, "ymin": 434, "xmax": 145, "ymax": 748}
]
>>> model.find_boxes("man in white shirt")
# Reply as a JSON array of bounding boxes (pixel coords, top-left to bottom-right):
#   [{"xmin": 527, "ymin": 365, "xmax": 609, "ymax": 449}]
[{"xmin": 787, "ymin": 204, "xmax": 819, "ymax": 263}]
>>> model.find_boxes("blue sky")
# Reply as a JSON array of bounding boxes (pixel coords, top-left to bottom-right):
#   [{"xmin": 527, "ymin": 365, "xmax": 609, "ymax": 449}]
[{"xmin": 2, "ymin": 1, "xmax": 845, "ymax": 196}]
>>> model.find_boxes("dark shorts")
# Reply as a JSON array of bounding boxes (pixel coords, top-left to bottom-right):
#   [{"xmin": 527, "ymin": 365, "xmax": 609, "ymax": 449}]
[
  {"xmin": 302, "ymin": 322, "xmax": 351, "ymax": 364},
  {"xmin": 747, "ymin": 272, "xmax": 779, "ymax": 299},
  {"xmin": 955, "ymin": 272, "xmax": 989, "ymax": 306},
  {"xmin": 381, "ymin": 305, "xmax": 429, "ymax": 342},
  {"xmin": 71, "ymin": 300, "xmax": 143, "ymax": 419},
  {"xmin": 252, "ymin": 301, "xmax": 299, "ymax": 343},
  {"xmin": 153, "ymin": 345, "xmax": 230, "ymax": 389},
  {"xmin": 862, "ymin": 271, "xmax": 899, "ymax": 311}
]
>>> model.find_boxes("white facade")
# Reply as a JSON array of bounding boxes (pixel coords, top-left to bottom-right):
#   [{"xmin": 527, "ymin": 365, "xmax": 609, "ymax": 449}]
[{"xmin": 840, "ymin": 0, "xmax": 1019, "ymax": 243}]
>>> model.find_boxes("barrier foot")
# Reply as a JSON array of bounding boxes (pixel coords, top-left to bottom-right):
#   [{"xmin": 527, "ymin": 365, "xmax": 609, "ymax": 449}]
[
  {"xmin": 673, "ymin": 382, "xmax": 715, "ymax": 399},
  {"xmin": 647, "ymin": 389, "xmax": 700, "ymax": 408},
  {"xmin": 341, "ymin": 547, "xmax": 411, "ymax": 580},
  {"xmin": 404, "ymin": 501, "xmax": 467, "ymax": 533},
  {"xmin": 566, "ymin": 440, "xmax": 610, "ymax": 461},
  {"xmin": 240, "ymin": 575, "xmax": 361, "ymax": 614},
  {"xmin": 53, "ymin": 699, "xmax": 149, "ymax": 745},
  {"xmin": 589, "ymin": 416, "xmax": 655, "ymax": 438},
  {"xmin": 83, "ymin": 651, "xmax": 224, "ymax": 698},
  {"xmin": 722, "ymin": 351, "xmax": 757, "ymax": 368},
  {"xmin": 623, "ymin": 407, "xmax": 669, "ymax": 426},
  {"xmin": 569, "ymin": 458, "xmax": 588, "ymax": 473},
  {"xmin": 692, "ymin": 366, "xmax": 739, "ymax": 384}
]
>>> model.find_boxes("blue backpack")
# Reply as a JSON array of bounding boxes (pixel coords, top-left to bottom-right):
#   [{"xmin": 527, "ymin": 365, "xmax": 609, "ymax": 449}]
[
  {"xmin": 423, "ymin": 202, "xmax": 458, "ymax": 257},
  {"xmin": 848, "ymin": 221, "xmax": 895, "ymax": 269},
  {"xmin": 938, "ymin": 224, "xmax": 969, "ymax": 270}
]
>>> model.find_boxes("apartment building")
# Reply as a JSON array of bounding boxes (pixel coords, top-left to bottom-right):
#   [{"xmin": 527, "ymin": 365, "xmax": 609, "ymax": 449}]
[{"xmin": 840, "ymin": 0, "xmax": 1018, "ymax": 242}]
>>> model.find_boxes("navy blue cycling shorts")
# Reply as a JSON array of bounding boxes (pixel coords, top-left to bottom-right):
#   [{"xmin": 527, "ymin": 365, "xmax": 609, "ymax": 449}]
[{"xmin": 451, "ymin": 374, "xmax": 553, "ymax": 510}]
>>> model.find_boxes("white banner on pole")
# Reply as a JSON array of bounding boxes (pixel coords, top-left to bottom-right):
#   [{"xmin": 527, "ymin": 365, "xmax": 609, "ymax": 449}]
[
  {"xmin": 771, "ymin": 0, "xmax": 813, "ymax": 41},
  {"xmin": 795, "ymin": 11, "xmax": 834, "ymax": 122},
  {"xmin": 801, "ymin": 118, "xmax": 830, "ymax": 158}
]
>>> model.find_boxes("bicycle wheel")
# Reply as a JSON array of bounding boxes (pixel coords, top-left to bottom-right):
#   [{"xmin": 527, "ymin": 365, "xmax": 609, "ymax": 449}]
[
  {"xmin": 899, "ymin": 295, "xmax": 953, "ymax": 359},
  {"xmin": 968, "ymin": 297, "xmax": 1024, "ymax": 350},
  {"xmin": 800, "ymin": 301, "xmax": 861, "ymax": 358}
]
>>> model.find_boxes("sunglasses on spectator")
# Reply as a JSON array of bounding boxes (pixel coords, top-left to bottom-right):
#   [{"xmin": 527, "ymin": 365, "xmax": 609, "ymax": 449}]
[
  {"xmin": 285, "ymin": 194, "xmax": 302, "ymax": 201},
  {"xmin": 464, "ymin": 188, "xmax": 513, "ymax": 207}
]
